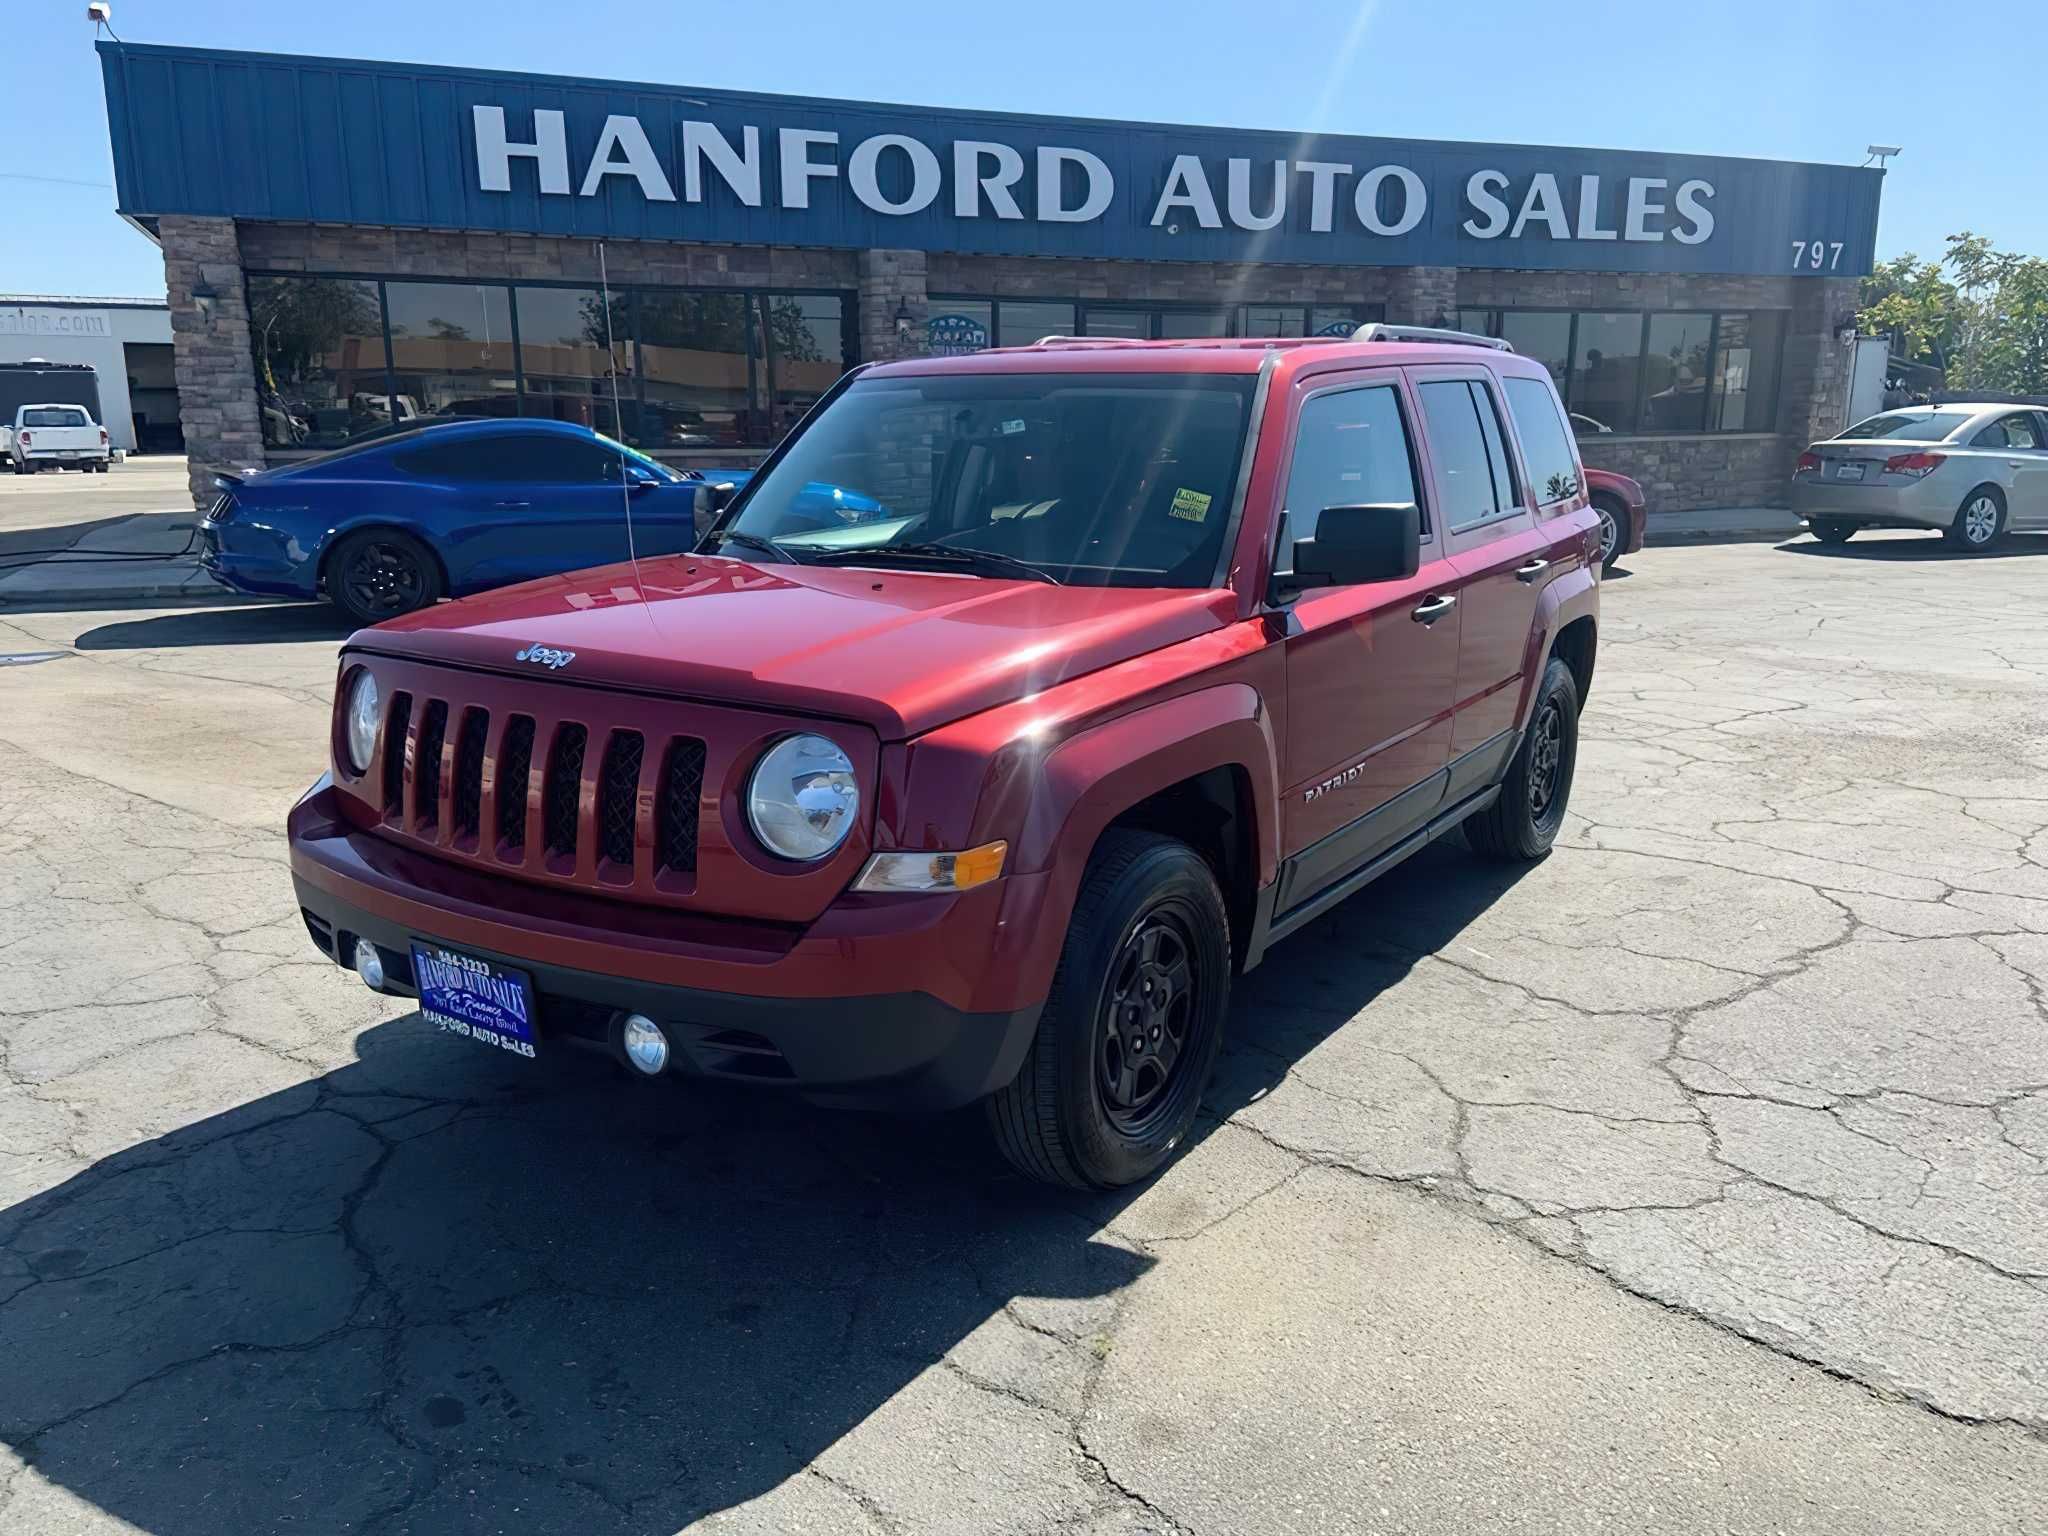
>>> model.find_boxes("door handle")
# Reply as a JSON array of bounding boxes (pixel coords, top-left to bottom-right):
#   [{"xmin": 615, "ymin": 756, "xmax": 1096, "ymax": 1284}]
[
  {"xmin": 492, "ymin": 499, "xmax": 532, "ymax": 509},
  {"xmin": 1515, "ymin": 559, "xmax": 1551, "ymax": 582},
  {"xmin": 1411, "ymin": 594, "xmax": 1457, "ymax": 624}
]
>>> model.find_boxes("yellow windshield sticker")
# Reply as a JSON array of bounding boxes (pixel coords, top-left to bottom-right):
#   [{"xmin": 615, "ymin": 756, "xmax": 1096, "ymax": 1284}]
[{"xmin": 1168, "ymin": 487, "xmax": 1213, "ymax": 523}]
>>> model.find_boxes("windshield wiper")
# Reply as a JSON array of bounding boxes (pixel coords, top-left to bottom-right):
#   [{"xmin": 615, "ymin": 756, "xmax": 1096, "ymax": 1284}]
[
  {"xmin": 709, "ymin": 529, "xmax": 808, "ymax": 565},
  {"xmin": 803, "ymin": 542, "xmax": 1062, "ymax": 585}
]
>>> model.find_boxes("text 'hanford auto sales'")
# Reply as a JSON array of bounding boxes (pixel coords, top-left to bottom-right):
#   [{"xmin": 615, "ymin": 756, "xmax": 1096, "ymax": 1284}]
[{"xmin": 474, "ymin": 106, "xmax": 1716, "ymax": 247}]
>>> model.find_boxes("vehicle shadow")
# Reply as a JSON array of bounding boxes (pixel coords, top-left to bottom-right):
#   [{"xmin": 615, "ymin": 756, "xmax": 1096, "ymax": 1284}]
[
  {"xmin": 0, "ymin": 837, "xmax": 1526, "ymax": 1533},
  {"xmin": 72, "ymin": 603, "xmax": 352, "ymax": 650},
  {"xmin": 1776, "ymin": 531, "xmax": 2048, "ymax": 561}
]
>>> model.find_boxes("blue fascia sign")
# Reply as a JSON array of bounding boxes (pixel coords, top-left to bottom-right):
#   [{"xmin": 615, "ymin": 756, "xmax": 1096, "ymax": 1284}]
[{"xmin": 100, "ymin": 43, "xmax": 1883, "ymax": 277}]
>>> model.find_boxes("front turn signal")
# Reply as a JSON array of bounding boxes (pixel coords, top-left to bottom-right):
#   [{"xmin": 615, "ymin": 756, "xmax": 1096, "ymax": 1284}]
[{"xmin": 852, "ymin": 840, "xmax": 1008, "ymax": 894}]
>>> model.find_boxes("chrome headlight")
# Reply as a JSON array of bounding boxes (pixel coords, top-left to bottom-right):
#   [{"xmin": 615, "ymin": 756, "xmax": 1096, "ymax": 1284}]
[
  {"xmin": 747, "ymin": 734, "xmax": 859, "ymax": 861},
  {"xmin": 343, "ymin": 669, "xmax": 381, "ymax": 775}
]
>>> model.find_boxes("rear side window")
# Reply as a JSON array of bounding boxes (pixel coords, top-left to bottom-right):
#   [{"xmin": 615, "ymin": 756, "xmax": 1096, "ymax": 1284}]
[
  {"xmin": 1972, "ymin": 413, "xmax": 2045, "ymax": 450},
  {"xmin": 22, "ymin": 407, "xmax": 88, "ymax": 427},
  {"xmin": 393, "ymin": 434, "xmax": 621, "ymax": 484},
  {"xmin": 1278, "ymin": 384, "xmax": 1420, "ymax": 571},
  {"xmin": 392, "ymin": 438, "xmax": 509, "ymax": 480},
  {"xmin": 1418, "ymin": 380, "xmax": 1512, "ymax": 530},
  {"xmin": 1502, "ymin": 376, "xmax": 1583, "ymax": 505}
]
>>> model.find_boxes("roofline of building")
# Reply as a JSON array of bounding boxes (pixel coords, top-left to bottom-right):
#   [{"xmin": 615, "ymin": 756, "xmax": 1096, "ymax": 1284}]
[
  {"xmin": 0, "ymin": 295, "xmax": 169, "ymax": 310},
  {"xmin": 94, "ymin": 38, "xmax": 1881, "ymax": 179}
]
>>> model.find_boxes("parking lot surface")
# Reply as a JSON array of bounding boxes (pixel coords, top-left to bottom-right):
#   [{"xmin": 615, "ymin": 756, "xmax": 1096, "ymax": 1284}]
[{"xmin": 4, "ymin": 535, "xmax": 2048, "ymax": 1533}]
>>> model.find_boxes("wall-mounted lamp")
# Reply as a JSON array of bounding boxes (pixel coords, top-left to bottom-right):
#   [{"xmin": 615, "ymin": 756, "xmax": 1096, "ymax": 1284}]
[
  {"xmin": 894, "ymin": 298, "xmax": 914, "ymax": 342},
  {"xmin": 1834, "ymin": 314, "xmax": 1860, "ymax": 345},
  {"xmin": 191, "ymin": 277, "xmax": 219, "ymax": 327}
]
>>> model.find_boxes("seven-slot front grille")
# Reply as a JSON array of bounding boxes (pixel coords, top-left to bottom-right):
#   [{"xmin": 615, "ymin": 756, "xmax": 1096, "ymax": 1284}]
[
  {"xmin": 544, "ymin": 724, "xmax": 588, "ymax": 858},
  {"xmin": 657, "ymin": 738, "xmax": 706, "ymax": 875},
  {"xmin": 597, "ymin": 731, "xmax": 645, "ymax": 869},
  {"xmin": 452, "ymin": 707, "xmax": 489, "ymax": 839},
  {"xmin": 360, "ymin": 668, "xmax": 723, "ymax": 902}
]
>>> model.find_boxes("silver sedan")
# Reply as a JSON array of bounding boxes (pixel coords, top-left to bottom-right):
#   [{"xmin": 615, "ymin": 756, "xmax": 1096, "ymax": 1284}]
[{"xmin": 1790, "ymin": 402, "xmax": 2048, "ymax": 551}]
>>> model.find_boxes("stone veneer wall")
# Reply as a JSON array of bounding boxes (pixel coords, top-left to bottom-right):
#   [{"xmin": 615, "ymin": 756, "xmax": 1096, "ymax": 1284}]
[
  {"xmin": 924, "ymin": 253, "xmax": 1398, "ymax": 313},
  {"xmin": 161, "ymin": 216, "xmax": 266, "ymax": 510},
  {"xmin": 165, "ymin": 219, "xmax": 1863, "ymax": 514}
]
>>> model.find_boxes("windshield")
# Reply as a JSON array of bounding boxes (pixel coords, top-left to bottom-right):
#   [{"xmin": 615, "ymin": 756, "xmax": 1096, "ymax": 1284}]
[
  {"xmin": 599, "ymin": 431, "xmax": 689, "ymax": 483},
  {"xmin": 721, "ymin": 373, "xmax": 1257, "ymax": 587},
  {"xmin": 1839, "ymin": 410, "xmax": 1971, "ymax": 442}
]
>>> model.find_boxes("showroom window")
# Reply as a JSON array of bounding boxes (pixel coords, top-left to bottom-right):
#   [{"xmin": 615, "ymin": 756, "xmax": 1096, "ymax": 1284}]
[
  {"xmin": 513, "ymin": 285, "xmax": 630, "ymax": 439},
  {"xmin": 245, "ymin": 276, "xmax": 391, "ymax": 449},
  {"xmin": 384, "ymin": 281, "xmax": 519, "ymax": 424},
  {"xmin": 249, "ymin": 274, "xmax": 853, "ymax": 454},
  {"xmin": 1457, "ymin": 307, "xmax": 1788, "ymax": 437},
  {"xmin": 931, "ymin": 297, "xmax": 1384, "ymax": 353}
]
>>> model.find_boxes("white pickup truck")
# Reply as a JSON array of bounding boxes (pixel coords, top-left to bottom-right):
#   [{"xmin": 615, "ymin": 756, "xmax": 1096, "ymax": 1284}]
[{"xmin": 2, "ymin": 404, "xmax": 111, "ymax": 474}]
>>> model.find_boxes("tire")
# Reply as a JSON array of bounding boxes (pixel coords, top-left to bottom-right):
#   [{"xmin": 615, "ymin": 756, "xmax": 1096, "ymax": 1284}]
[
  {"xmin": 1810, "ymin": 520, "xmax": 1855, "ymax": 545},
  {"xmin": 1943, "ymin": 487, "xmax": 2007, "ymax": 553},
  {"xmin": 326, "ymin": 529, "xmax": 443, "ymax": 626},
  {"xmin": 1592, "ymin": 494, "xmax": 1627, "ymax": 571},
  {"xmin": 987, "ymin": 830, "xmax": 1231, "ymax": 1190},
  {"xmin": 1466, "ymin": 655, "xmax": 1580, "ymax": 862}
]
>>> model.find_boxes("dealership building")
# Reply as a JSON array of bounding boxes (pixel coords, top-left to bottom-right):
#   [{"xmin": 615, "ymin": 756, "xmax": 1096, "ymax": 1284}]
[{"xmin": 95, "ymin": 41, "xmax": 1881, "ymax": 514}]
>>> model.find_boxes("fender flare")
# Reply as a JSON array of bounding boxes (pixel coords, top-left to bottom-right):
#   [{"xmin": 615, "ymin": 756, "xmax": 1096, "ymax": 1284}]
[
  {"xmin": 1012, "ymin": 681, "xmax": 1279, "ymax": 888},
  {"xmin": 1513, "ymin": 564, "xmax": 1598, "ymax": 731}
]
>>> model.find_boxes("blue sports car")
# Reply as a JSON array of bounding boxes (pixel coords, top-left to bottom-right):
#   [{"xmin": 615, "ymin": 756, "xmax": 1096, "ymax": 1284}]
[{"xmin": 198, "ymin": 419, "xmax": 756, "ymax": 625}]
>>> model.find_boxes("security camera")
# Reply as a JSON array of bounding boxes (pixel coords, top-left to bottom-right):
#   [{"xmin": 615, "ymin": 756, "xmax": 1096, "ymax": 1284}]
[
  {"xmin": 1865, "ymin": 145, "xmax": 1903, "ymax": 159},
  {"xmin": 86, "ymin": 2, "xmax": 111, "ymax": 21}
]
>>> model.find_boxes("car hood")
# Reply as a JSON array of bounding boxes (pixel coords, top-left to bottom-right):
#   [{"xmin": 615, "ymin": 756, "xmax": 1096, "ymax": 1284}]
[{"xmin": 349, "ymin": 554, "xmax": 1235, "ymax": 739}]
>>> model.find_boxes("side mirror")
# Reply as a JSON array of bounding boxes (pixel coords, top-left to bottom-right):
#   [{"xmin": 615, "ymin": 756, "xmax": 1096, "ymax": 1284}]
[
  {"xmin": 692, "ymin": 479, "xmax": 742, "ymax": 540},
  {"xmin": 1274, "ymin": 502, "xmax": 1421, "ymax": 602},
  {"xmin": 624, "ymin": 464, "xmax": 660, "ymax": 493}
]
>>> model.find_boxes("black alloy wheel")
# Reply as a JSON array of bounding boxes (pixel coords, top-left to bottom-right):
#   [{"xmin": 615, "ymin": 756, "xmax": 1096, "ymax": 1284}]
[
  {"xmin": 329, "ymin": 529, "xmax": 442, "ymax": 626},
  {"xmin": 988, "ymin": 830, "xmax": 1231, "ymax": 1189},
  {"xmin": 1097, "ymin": 910, "xmax": 1199, "ymax": 1135},
  {"xmin": 1527, "ymin": 697, "xmax": 1565, "ymax": 821}
]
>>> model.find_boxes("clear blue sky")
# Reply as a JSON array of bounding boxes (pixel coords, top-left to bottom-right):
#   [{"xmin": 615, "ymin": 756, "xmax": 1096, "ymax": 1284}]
[{"xmin": 4, "ymin": 0, "xmax": 2039, "ymax": 299}]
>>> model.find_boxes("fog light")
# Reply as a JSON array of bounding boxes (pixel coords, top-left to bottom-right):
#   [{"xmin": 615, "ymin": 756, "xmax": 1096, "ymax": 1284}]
[
  {"xmin": 621, "ymin": 1013, "xmax": 670, "ymax": 1075},
  {"xmin": 354, "ymin": 940, "xmax": 386, "ymax": 992}
]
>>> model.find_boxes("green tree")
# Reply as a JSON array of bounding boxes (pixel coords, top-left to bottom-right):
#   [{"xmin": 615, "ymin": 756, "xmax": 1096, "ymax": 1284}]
[
  {"xmin": 1860, "ymin": 233, "xmax": 2048, "ymax": 395},
  {"xmin": 1944, "ymin": 235, "xmax": 2048, "ymax": 396},
  {"xmin": 1858, "ymin": 252, "xmax": 1962, "ymax": 372}
]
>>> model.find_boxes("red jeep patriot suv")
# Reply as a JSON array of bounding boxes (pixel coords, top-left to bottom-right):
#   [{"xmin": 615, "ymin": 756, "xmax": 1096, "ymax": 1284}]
[{"xmin": 288, "ymin": 325, "xmax": 1600, "ymax": 1189}]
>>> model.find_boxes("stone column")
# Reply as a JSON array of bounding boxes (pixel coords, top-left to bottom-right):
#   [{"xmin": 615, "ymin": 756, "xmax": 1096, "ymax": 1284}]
[
  {"xmin": 1381, "ymin": 266, "xmax": 1459, "ymax": 328},
  {"xmin": 1781, "ymin": 276, "xmax": 1860, "ymax": 450},
  {"xmin": 857, "ymin": 249, "xmax": 929, "ymax": 364},
  {"xmin": 161, "ymin": 216, "xmax": 265, "ymax": 511}
]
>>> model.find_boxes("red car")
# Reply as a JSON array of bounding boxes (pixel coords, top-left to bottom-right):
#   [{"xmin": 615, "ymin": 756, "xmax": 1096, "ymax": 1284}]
[
  {"xmin": 289, "ymin": 329, "xmax": 1601, "ymax": 1188},
  {"xmin": 1584, "ymin": 467, "xmax": 1647, "ymax": 571}
]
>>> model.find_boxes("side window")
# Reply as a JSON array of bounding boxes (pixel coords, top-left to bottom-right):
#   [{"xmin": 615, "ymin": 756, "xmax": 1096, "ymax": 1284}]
[
  {"xmin": 1417, "ymin": 380, "xmax": 1504, "ymax": 530},
  {"xmin": 488, "ymin": 434, "xmax": 622, "ymax": 485},
  {"xmin": 1471, "ymin": 379, "xmax": 1520, "ymax": 512},
  {"xmin": 1278, "ymin": 384, "xmax": 1420, "ymax": 572},
  {"xmin": 391, "ymin": 438, "xmax": 511, "ymax": 481},
  {"xmin": 1999, "ymin": 413, "xmax": 2042, "ymax": 450},
  {"xmin": 1502, "ymin": 375, "xmax": 1583, "ymax": 505}
]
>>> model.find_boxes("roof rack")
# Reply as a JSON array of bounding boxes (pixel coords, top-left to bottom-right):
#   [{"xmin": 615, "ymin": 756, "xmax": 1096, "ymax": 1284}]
[
  {"xmin": 1030, "ymin": 336, "xmax": 1135, "ymax": 348},
  {"xmin": 1352, "ymin": 322, "xmax": 1513, "ymax": 352}
]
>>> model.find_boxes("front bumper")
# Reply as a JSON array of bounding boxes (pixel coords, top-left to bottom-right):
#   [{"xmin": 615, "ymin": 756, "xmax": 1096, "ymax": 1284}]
[{"xmin": 288, "ymin": 778, "xmax": 1048, "ymax": 1109}]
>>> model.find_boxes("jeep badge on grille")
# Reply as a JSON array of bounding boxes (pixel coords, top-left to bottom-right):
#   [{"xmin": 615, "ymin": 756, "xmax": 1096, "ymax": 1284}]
[{"xmin": 514, "ymin": 644, "xmax": 575, "ymax": 670}]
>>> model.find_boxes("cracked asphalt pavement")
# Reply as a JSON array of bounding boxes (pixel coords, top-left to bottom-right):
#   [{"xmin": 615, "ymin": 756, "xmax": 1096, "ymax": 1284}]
[{"xmin": 5, "ymin": 536, "xmax": 2048, "ymax": 1533}]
